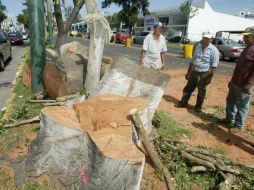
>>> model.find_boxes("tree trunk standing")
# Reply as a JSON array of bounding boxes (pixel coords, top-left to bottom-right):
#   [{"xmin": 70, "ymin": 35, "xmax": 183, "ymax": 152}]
[
  {"xmin": 53, "ymin": 0, "xmax": 85, "ymax": 52},
  {"xmin": 84, "ymin": 0, "xmax": 110, "ymax": 92},
  {"xmin": 28, "ymin": 0, "xmax": 45, "ymax": 94}
]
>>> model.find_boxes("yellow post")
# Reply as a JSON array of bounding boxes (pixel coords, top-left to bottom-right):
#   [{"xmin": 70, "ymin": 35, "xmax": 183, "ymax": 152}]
[
  {"xmin": 125, "ymin": 37, "xmax": 132, "ymax": 48},
  {"xmin": 184, "ymin": 44, "xmax": 194, "ymax": 59}
]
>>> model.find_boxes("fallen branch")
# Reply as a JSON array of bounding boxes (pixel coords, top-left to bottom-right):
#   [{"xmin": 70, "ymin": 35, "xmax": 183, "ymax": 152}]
[
  {"xmin": 191, "ymin": 166, "xmax": 208, "ymax": 173},
  {"xmin": 30, "ymin": 93, "xmax": 80, "ymax": 104},
  {"xmin": 129, "ymin": 108, "xmax": 175, "ymax": 190},
  {"xmin": 181, "ymin": 151, "xmax": 216, "ymax": 171},
  {"xmin": 30, "ymin": 99, "xmax": 56, "ymax": 103},
  {"xmin": 218, "ymin": 173, "xmax": 235, "ymax": 190},
  {"xmin": 43, "ymin": 102, "xmax": 65, "ymax": 106},
  {"xmin": 56, "ymin": 93, "xmax": 80, "ymax": 102},
  {"xmin": 4, "ymin": 116, "xmax": 40, "ymax": 128}
]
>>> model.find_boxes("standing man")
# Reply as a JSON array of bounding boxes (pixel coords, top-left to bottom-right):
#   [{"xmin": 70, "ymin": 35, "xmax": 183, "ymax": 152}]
[
  {"xmin": 140, "ymin": 22, "xmax": 167, "ymax": 70},
  {"xmin": 220, "ymin": 27, "xmax": 254, "ymax": 133},
  {"xmin": 178, "ymin": 33, "xmax": 220, "ymax": 112}
]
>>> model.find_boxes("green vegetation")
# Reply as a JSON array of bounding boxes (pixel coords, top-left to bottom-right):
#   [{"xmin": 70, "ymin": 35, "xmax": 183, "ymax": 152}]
[
  {"xmin": 150, "ymin": 110, "xmax": 254, "ymax": 190},
  {"xmin": 153, "ymin": 111, "xmax": 191, "ymax": 140},
  {"xmin": 23, "ymin": 181, "xmax": 56, "ymax": 190}
]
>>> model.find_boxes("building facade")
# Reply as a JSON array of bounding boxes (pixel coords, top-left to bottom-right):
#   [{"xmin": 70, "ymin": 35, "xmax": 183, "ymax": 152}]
[{"xmin": 134, "ymin": 0, "xmax": 254, "ymax": 42}]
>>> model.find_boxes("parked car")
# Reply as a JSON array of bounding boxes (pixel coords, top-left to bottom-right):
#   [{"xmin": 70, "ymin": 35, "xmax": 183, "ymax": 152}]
[
  {"xmin": 22, "ymin": 32, "xmax": 29, "ymax": 40},
  {"xmin": 0, "ymin": 30, "xmax": 12, "ymax": 71},
  {"xmin": 8, "ymin": 32, "xmax": 24, "ymax": 45},
  {"xmin": 115, "ymin": 32, "xmax": 128, "ymax": 44},
  {"xmin": 132, "ymin": 31, "xmax": 150, "ymax": 44},
  {"xmin": 169, "ymin": 36, "xmax": 190, "ymax": 44},
  {"xmin": 211, "ymin": 37, "xmax": 244, "ymax": 61}
]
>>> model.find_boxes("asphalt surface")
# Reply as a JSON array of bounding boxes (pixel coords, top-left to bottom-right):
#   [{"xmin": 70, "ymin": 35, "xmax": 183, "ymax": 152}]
[
  {"xmin": 67, "ymin": 38, "xmax": 237, "ymax": 76},
  {"xmin": 0, "ymin": 41, "xmax": 29, "ymax": 111}
]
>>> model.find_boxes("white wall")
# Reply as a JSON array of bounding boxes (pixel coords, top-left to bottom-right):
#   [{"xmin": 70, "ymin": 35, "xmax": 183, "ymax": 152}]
[{"xmin": 187, "ymin": 1, "xmax": 254, "ymax": 41}]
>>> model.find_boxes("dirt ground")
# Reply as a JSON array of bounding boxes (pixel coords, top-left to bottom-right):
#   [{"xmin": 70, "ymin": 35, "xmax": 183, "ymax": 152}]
[{"xmin": 159, "ymin": 69, "xmax": 254, "ymax": 164}]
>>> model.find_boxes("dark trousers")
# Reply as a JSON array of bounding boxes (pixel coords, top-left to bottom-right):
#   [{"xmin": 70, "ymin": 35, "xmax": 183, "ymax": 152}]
[{"xmin": 180, "ymin": 71, "xmax": 209, "ymax": 109}]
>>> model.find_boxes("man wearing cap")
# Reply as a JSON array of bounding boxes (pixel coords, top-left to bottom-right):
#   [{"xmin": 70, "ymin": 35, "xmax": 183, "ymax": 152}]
[
  {"xmin": 219, "ymin": 27, "xmax": 254, "ymax": 133},
  {"xmin": 140, "ymin": 22, "xmax": 167, "ymax": 70},
  {"xmin": 178, "ymin": 33, "xmax": 220, "ymax": 112}
]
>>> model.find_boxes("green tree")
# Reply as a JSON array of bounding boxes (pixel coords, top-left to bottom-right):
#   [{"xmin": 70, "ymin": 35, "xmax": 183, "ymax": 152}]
[
  {"xmin": 0, "ymin": 2, "xmax": 7, "ymax": 28},
  {"xmin": 180, "ymin": 0, "xmax": 198, "ymax": 22},
  {"xmin": 52, "ymin": 0, "xmax": 85, "ymax": 51},
  {"xmin": 17, "ymin": 1, "xmax": 29, "ymax": 29},
  {"xmin": 102, "ymin": 0, "xmax": 149, "ymax": 36},
  {"xmin": 180, "ymin": 0, "xmax": 198, "ymax": 35},
  {"xmin": 105, "ymin": 13, "xmax": 121, "ymax": 30}
]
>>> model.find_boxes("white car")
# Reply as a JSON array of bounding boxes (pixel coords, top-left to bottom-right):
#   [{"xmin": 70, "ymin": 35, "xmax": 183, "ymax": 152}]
[{"xmin": 22, "ymin": 32, "xmax": 29, "ymax": 40}]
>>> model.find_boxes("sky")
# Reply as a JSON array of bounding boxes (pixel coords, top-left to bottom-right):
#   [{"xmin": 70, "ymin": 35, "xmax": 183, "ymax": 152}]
[{"xmin": 2, "ymin": 0, "xmax": 254, "ymax": 23}]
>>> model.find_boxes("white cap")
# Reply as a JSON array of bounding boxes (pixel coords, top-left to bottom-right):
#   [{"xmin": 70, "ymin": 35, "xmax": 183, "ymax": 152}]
[{"xmin": 203, "ymin": 33, "xmax": 213, "ymax": 38}]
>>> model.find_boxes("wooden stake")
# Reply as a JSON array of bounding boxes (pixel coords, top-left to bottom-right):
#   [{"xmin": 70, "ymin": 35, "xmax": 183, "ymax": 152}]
[{"xmin": 129, "ymin": 108, "xmax": 175, "ymax": 190}]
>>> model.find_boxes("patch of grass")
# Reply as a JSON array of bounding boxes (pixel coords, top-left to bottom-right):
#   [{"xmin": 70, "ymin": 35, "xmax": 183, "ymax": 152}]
[
  {"xmin": 153, "ymin": 111, "xmax": 191, "ymax": 140},
  {"xmin": 9, "ymin": 79, "xmax": 44, "ymax": 120},
  {"xmin": 23, "ymin": 181, "xmax": 56, "ymax": 190},
  {"xmin": 167, "ymin": 42, "xmax": 184, "ymax": 49},
  {"xmin": 209, "ymin": 146, "xmax": 228, "ymax": 156}
]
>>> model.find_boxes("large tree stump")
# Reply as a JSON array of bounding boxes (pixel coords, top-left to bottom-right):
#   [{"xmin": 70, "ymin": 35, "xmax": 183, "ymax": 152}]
[
  {"xmin": 26, "ymin": 94, "xmax": 147, "ymax": 190},
  {"xmin": 91, "ymin": 57, "xmax": 170, "ymax": 134}
]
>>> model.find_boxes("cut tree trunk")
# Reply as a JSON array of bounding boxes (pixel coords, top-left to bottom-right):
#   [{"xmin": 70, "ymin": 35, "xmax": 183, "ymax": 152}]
[
  {"xmin": 91, "ymin": 56, "xmax": 170, "ymax": 134},
  {"xmin": 84, "ymin": 0, "xmax": 110, "ymax": 92},
  {"xmin": 26, "ymin": 94, "xmax": 148, "ymax": 190},
  {"xmin": 43, "ymin": 42, "xmax": 88, "ymax": 99}
]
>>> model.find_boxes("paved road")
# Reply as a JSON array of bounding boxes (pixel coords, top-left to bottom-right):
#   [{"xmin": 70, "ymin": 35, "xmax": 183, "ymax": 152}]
[
  {"xmin": 67, "ymin": 38, "xmax": 237, "ymax": 76},
  {"xmin": 0, "ymin": 41, "xmax": 29, "ymax": 111}
]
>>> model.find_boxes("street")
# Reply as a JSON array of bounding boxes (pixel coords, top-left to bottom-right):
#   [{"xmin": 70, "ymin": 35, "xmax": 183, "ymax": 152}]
[
  {"xmin": 67, "ymin": 38, "xmax": 237, "ymax": 76},
  {"xmin": 0, "ymin": 41, "xmax": 29, "ymax": 111}
]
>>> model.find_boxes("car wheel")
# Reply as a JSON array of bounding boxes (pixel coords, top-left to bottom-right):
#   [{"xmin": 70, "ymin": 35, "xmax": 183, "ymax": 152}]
[
  {"xmin": 229, "ymin": 57, "xmax": 236, "ymax": 62},
  {"xmin": 0, "ymin": 57, "xmax": 4, "ymax": 71},
  {"xmin": 219, "ymin": 51, "xmax": 224, "ymax": 60}
]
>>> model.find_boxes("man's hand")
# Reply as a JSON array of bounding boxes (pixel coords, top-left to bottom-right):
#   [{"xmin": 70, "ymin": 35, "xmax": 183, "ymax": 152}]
[
  {"xmin": 242, "ymin": 84, "xmax": 251, "ymax": 93},
  {"xmin": 185, "ymin": 72, "xmax": 190, "ymax": 80},
  {"xmin": 204, "ymin": 75, "xmax": 212, "ymax": 85}
]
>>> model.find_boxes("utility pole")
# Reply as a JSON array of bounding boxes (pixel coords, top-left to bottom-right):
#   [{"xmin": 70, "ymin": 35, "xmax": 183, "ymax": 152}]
[
  {"xmin": 28, "ymin": 0, "xmax": 45, "ymax": 94},
  {"xmin": 45, "ymin": 0, "xmax": 53, "ymax": 45}
]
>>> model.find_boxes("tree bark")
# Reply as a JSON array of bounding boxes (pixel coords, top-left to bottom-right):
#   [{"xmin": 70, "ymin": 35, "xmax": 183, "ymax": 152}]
[
  {"xmin": 54, "ymin": 0, "xmax": 85, "ymax": 52},
  {"xmin": 84, "ymin": 0, "xmax": 108, "ymax": 92}
]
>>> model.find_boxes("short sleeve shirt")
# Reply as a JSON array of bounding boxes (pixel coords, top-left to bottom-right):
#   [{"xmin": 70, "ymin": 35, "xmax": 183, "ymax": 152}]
[
  {"xmin": 142, "ymin": 33, "xmax": 167, "ymax": 69},
  {"xmin": 191, "ymin": 43, "xmax": 220, "ymax": 72},
  {"xmin": 231, "ymin": 45, "xmax": 254, "ymax": 87}
]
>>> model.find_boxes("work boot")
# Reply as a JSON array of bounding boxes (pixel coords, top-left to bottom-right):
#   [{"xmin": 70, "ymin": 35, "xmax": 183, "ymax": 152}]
[
  {"xmin": 177, "ymin": 101, "xmax": 187, "ymax": 108},
  {"xmin": 194, "ymin": 106, "xmax": 202, "ymax": 113},
  {"xmin": 217, "ymin": 118, "xmax": 234, "ymax": 128}
]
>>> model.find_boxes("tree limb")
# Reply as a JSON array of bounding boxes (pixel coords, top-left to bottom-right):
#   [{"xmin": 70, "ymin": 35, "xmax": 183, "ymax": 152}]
[
  {"xmin": 4, "ymin": 116, "xmax": 40, "ymax": 128},
  {"xmin": 129, "ymin": 108, "xmax": 175, "ymax": 190}
]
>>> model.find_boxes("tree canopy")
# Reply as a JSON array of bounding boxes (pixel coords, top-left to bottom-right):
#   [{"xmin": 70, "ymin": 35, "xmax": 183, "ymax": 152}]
[
  {"xmin": 102, "ymin": 0, "xmax": 149, "ymax": 36},
  {"xmin": 0, "ymin": 2, "xmax": 7, "ymax": 28},
  {"xmin": 17, "ymin": 2, "xmax": 29, "ymax": 29}
]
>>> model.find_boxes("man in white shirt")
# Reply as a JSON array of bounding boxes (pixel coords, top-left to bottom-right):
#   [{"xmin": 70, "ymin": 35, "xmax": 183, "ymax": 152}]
[{"xmin": 140, "ymin": 22, "xmax": 167, "ymax": 70}]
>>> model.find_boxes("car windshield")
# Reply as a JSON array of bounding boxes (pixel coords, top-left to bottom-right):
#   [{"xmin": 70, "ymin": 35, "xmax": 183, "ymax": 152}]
[{"xmin": 223, "ymin": 39, "xmax": 238, "ymax": 45}]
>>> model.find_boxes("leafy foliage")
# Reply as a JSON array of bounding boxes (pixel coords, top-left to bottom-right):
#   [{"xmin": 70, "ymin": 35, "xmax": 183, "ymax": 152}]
[
  {"xmin": 17, "ymin": 1, "xmax": 29, "ymax": 29},
  {"xmin": 102, "ymin": 0, "xmax": 149, "ymax": 35},
  {"xmin": 180, "ymin": 0, "xmax": 198, "ymax": 22},
  {"xmin": 0, "ymin": 3, "xmax": 7, "ymax": 26}
]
